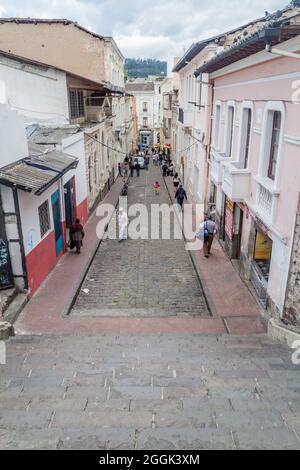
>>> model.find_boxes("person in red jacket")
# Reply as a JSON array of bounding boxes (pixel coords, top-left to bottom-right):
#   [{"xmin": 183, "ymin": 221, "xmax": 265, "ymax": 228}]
[{"xmin": 70, "ymin": 218, "xmax": 85, "ymax": 254}]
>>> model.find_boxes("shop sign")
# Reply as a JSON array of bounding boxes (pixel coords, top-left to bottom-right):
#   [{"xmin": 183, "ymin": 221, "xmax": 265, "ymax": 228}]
[{"xmin": 225, "ymin": 198, "xmax": 234, "ymax": 241}]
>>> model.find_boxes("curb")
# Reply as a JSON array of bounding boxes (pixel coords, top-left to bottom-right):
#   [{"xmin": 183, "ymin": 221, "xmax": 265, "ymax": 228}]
[{"xmin": 64, "ymin": 179, "xmax": 125, "ymax": 316}]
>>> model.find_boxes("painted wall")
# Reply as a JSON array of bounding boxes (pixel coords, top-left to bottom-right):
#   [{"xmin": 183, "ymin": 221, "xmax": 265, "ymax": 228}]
[
  {"xmin": 0, "ymin": 104, "xmax": 28, "ymax": 167},
  {"xmin": 0, "ymin": 22, "xmax": 106, "ymax": 84},
  {"xmin": 0, "ymin": 54, "xmax": 69, "ymax": 125},
  {"xmin": 104, "ymin": 39, "xmax": 125, "ymax": 89},
  {"xmin": 210, "ymin": 43, "xmax": 300, "ymax": 315},
  {"xmin": 176, "ymin": 45, "xmax": 217, "ymax": 204}
]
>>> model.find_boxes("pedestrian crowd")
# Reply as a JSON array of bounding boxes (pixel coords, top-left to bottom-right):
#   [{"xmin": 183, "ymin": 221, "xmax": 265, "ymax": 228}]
[{"xmin": 114, "ymin": 145, "xmax": 219, "ymax": 258}]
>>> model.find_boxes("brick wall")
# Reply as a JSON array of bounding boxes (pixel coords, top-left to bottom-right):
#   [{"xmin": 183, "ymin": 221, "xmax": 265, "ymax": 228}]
[{"xmin": 284, "ymin": 195, "xmax": 300, "ymax": 326}]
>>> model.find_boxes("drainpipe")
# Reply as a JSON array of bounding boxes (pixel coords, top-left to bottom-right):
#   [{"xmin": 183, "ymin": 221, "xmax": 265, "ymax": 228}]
[{"xmin": 265, "ymin": 44, "xmax": 300, "ymax": 60}]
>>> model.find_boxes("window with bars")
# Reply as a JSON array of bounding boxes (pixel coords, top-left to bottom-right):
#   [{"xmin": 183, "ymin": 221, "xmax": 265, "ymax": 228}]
[
  {"xmin": 38, "ymin": 200, "xmax": 51, "ymax": 238},
  {"xmin": 69, "ymin": 89, "xmax": 85, "ymax": 120},
  {"xmin": 268, "ymin": 111, "xmax": 282, "ymax": 181}
]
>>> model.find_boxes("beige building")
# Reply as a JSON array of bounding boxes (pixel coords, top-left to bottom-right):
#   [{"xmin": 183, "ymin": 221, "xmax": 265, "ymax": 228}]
[{"xmin": 0, "ymin": 18, "xmax": 135, "ymax": 210}]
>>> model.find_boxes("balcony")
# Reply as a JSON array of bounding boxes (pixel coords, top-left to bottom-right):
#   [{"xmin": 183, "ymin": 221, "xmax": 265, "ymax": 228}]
[
  {"xmin": 222, "ymin": 161, "xmax": 251, "ymax": 202},
  {"xmin": 254, "ymin": 176, "xmax": 280, "ymax": 225},
  {"xmin": 209, "ymin": 148, "xmax": 230, "ymax": 185}
]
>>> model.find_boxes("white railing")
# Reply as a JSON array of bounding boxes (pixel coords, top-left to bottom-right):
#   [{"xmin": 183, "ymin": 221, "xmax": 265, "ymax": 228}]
[
  {"xmin": 255, "ymin": 176, "xmax": 280, "ymax": 225},
  {"xmin": 258, "ymin": 183, "xmax": 273, "ymax": 217},
  {"xmin": 210, "ymin": 148, "xmax": 229, "ymax": 185}
]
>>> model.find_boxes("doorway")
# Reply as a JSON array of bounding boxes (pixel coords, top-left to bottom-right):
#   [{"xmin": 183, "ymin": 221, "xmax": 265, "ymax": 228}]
[
  {"xmin": 51, "ymin": 190, "xmax": 63, "ymax": 257},
  {"xmin": 64, "ymin": 178, "xmax": 76, "ymax": 229}
]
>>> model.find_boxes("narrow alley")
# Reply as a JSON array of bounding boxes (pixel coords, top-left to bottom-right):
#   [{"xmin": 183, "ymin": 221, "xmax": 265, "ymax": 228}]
[{"xmin": 72, "ymin": 164, "xmax": 209, "ymax": 318}]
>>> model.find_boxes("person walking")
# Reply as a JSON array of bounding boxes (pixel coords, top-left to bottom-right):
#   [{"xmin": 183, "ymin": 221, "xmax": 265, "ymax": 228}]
[
  {"xmin": 153, "ymin": 181, "xmax": 161, "ymax": 195},
  {"xmin": 130, "ymin": 161, "xmax": 134, "ymax": 177},
  {"xmin": 162, "ymin": 162, "xmax": 168, "ymax": 177},
  {"xmin": 136, "ymin": 162, "xmax": 141, "ymax": 177},
  {"xmin": 118, "ymin": 208, "xmax": 128, "ymax": 243},
  {"xmin": 175, "ymin": 184, "xmax": 187, "ymax": 210},
  {"xmin": 70, "ymin": 218, "xmax": 85, "ymax": 254},
  {"xmin": 118, "ymin": 162, "xmax": 123, "ymax": 177},
  {"xmin": 173, "ymin": 173, "xmax": 180, "ymax": 192},
  {"xmin": 199, "ymin": 214, "xmax": 218, "ymax": 258}
]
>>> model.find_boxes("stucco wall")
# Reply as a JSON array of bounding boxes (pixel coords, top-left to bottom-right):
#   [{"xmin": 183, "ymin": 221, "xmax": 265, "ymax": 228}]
[
  {"xmin": 0, "ymin": 55, "xmax": 69, "ymax": 125},
  {"xmin": 0, "ymin": 104, "xmax": 28, "ymax": 168},
  {"xmin": 0, "ymin": 22, "xmax": 106, "ymax": 84}
]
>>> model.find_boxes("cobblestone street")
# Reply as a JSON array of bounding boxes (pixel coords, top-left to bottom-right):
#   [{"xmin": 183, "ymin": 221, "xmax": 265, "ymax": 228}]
[
  {"xmin": 1, "ymin": 333, "xmax": 300, "ymax": 450},
  {"xmin": 73, "ymin": 164, "xmax": 209, "ymax": 318}
]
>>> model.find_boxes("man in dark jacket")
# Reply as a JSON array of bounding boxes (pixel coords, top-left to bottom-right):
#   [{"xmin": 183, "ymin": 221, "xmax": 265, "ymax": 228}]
[
  {"xmin": 175, "ymin": 185, "xmax": 187, "ymax": 209},
  {"xmin": 70, "ymin": 219, "xmax": 85, "ymax": 254}
]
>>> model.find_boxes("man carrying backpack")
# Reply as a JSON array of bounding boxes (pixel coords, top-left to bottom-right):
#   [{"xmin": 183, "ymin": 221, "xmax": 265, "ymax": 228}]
[{"xmin": 200, "ymin": 214, "xmax": 218, "ymax": 258}]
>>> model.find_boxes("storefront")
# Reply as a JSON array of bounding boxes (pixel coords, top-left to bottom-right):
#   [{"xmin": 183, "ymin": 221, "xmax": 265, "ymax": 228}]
[
  {"xmin": 250, "ymin": 224, "xmax": 273, "ymax": 308},
  {"xmin": 221, "ymin": 196, "xmax": 244, "ymax": 260}
]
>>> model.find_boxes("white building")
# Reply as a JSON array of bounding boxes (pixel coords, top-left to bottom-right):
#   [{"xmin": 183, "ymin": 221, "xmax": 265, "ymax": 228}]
[
  {"xmin": 0, "ymin": 105, "xmax": 85, "ymax": 296},
  {"xmin": 125, "ymin": 79, "xmax": 162, "ymax": 148}
]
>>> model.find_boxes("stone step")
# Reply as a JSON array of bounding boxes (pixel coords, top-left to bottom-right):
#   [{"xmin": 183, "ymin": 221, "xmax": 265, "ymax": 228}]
[
  {"xmin": 0, "ymin": 321, "xmax": 14, "ymax": 340},
  {"xmin": 71, "ymin": 307, "xmax": 210, "ymax": 318},
  {"xmin": 3, "ymin": 293, "xmax": 28, "ymax": 324},
  {"xmin": 0, "ymin": 288, "xmax": 17, "ymax": 317}
]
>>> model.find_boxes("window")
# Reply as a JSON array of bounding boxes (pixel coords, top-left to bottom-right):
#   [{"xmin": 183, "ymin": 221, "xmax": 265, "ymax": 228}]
[
  {"xmin": 143, "ymin": 117, "xmax": 148, "ymax": 128},
  {"xmin": 268, "ymin": 111, "xmax": 282, "ymax": 180},
  {"xmin": 214, "ymin": 105, "xmax": 221, "ymax": 147},
  {"xmin": 225, "ymin": 105, "xmax": 235, "ymax": 157},
  {"xmin": 69, "ymin": 89, "xmax": 85, "ymax": 120},
  {"xmin": 143, "ymin": 102, "xmax": 148, "ymax": 112},
  {"xmin": 239, "ymin": 107, "xmax": 252, "ymax": 169},
  {"xmin": 39, "ymin": 200, "xmax": 50, "ymax": 238},
  {"xmin": 178, "ymin": 108, "xmax": 184, "ymax": 124}
]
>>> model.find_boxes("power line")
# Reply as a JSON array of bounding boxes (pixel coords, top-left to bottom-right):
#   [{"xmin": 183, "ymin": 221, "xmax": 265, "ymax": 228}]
[
  {"xmin": 86, "ymin": 130, "xmax": 199, "ymax": 159},
  {"xmin": 86, "ymin": 134, "xmax": 128, "ymax": 156}
]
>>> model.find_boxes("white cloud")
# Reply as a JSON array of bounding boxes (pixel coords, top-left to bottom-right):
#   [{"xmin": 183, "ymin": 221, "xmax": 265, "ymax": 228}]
[{"xmin": 0, "ymin": 0, "xmax": 289, "ymax": 62}]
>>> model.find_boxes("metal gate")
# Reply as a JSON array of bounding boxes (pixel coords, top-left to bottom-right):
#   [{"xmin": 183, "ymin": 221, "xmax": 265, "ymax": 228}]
[{"xmin": 0, "ymin": 198, "xmax": 14, "ymax": 289}]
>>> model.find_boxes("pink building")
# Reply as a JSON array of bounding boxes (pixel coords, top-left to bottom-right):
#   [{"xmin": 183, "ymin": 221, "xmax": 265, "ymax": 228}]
[{"xmin": 195, "ymin": 4, "xmax": 300, "ymax": 324}]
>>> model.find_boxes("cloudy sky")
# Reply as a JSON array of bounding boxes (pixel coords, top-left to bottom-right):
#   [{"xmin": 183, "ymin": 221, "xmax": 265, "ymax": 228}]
[{"xmin": 0, "ymin": 0, "xmax": 288, "ymax": 65}]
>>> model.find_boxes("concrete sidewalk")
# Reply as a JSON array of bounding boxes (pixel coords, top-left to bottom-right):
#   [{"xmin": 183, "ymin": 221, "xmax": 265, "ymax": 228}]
[{"xmin": 164, "ymin": 175, "xmax": 266, "ymax": 335}]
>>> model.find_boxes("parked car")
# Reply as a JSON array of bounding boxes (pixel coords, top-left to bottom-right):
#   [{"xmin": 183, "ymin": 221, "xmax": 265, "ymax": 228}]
[{"xmin": 135, "ymin": 156, "xmax": 145, "ymax": 169}]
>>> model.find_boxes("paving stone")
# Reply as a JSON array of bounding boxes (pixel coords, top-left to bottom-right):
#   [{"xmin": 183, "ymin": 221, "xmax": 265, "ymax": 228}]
[
  {"xmin": 52, "ymin": 411, "xmax": 153, "ymax": 429},
  {"xmin": 0, "ymin": 410, "xmax": 52, "ymax": 431},
  {"xmin": 136, "ymin": 428, "xmax": 235, "ymax": 450},
  {"xmin": 214, "ymin": 410, "xmax": 285, "ymax": 430},
  {"xmin": 234, "ymin": 428, "xmax": 300, "ymax": 450}
]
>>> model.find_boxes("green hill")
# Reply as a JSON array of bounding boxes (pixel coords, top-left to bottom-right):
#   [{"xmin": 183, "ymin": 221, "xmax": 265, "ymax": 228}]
[{"xmin": 125, "ymin": 58, "xmax": 167, "ymax": 79}]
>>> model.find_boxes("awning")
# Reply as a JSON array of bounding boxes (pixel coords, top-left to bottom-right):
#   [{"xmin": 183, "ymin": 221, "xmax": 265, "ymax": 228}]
[{"xmin": 0, "ymin": 148, "xmax": 78, "ymax": 196}]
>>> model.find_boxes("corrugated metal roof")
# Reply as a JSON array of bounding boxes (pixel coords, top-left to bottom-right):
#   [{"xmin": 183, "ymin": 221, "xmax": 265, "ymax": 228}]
[
  {"xmin": 28, "ymin": 125, "xmax": 81, "ymax": 145},
  {"xmin": 0, "ymin": 148, "xmax": 78, "ymax": 195}
]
